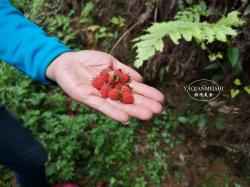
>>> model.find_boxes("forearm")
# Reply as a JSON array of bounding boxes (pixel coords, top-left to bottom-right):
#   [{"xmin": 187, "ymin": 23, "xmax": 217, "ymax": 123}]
[{"xmin": 0, "ymin": 0, "xmax": 71, "ymax": 84}]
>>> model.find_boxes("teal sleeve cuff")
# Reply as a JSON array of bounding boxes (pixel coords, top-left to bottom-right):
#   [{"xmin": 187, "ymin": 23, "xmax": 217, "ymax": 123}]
[{"xmin": 39, "ymin": 45, "xmax": 72, "ymax": 85}]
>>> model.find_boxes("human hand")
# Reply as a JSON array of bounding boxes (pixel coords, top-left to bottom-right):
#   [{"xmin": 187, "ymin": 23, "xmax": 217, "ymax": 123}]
[{"xmin": 46, "ymin": 50, "xmax": 164, "ymax": 122}]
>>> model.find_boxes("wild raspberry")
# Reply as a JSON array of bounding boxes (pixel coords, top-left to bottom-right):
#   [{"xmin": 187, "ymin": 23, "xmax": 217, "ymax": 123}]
[
  {"xmin": 108, "ymin": 89, "xmax": 120, "ymax": 100},
  {"xmin": 92, "ymin": 77, "xmax": 104, "ymax": 90},
  {"xmin": 121, "ymin": 85, "xmax": 132, "ymax": 94},
  {"xmin": 114, "ymin": 83, "xmax": 123, "ymax": 89},
  {"xmin": 119, "ymin": 73, "xmax": 129, "ymax": 83},
  {"xmin": 99, "ymin": 70, "xmax": 109, "ymax": 83},
  {"xmin": 109, "ymin": 74, "xmax": 120, "ymax": 86},
  {"xmin": 100, "ymin": 84, "xmax": 112, "ymax": 98},
  {"xmin": 121, "ymin": 93, "xmax": 134, "ymax": 104},
  {"xmin": 114, "ymin": 69, "xmax": 129, "ymax": 83}
]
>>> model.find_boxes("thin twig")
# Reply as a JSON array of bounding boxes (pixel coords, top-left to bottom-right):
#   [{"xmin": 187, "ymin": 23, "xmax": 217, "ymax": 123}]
[
  {"xmin": 206, "ymin": 140, "xmax": 250, "ymax": 156},
  {"xmin": 110, "ymin": 3, "xmax": 154, "ymax": 55}
]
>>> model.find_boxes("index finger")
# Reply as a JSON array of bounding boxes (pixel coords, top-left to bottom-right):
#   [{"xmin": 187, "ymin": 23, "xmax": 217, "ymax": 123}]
[
  {"xmin": 130, "ymin": 80, "xmax": 165, "ymax": 103},
  {"xmin": 112, "ymin": 57, "xmax": 143, "ymax": 83}
]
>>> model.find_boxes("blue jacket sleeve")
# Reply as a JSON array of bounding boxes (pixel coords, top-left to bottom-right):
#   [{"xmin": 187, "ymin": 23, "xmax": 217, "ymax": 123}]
[{"xmin": 0, "ymin": 0, "xmax": 72, "ymax": 84}]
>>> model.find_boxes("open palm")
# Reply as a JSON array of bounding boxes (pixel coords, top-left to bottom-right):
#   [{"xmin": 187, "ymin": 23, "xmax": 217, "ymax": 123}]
[{"xmin": 46, "ymin": 50, "xmax": 164, "ymax": 122}]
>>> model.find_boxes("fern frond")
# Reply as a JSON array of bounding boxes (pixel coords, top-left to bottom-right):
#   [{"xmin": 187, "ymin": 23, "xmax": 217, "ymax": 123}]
[
  {"xmin": 133, "ymin": 5, "xmax": 244, "ymax": 68},
  {"xmin": 217, "ymin": 11, "xmax": 244, "ymax": 27}
]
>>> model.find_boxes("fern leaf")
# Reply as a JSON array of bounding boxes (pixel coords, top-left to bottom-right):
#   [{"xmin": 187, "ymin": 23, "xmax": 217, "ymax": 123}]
[
  {"xmin": 181, "ymin": 29, "xmax": 193, "ymax": 41},
  {"xmin": 133, "ymin": 3, "xmax": 244, "ymax": 68},
  {"xmin": 133, "ymin": 38, "xmax": 160, "ymax": 49},
  {"xmin": 202, "ymin": 25, "xmax": 215, "ymax": 43},
  {"xmin": 169, "ymin": 31, "xmax": 182, "ymax": 44},
  {"xmin": 134, "ymin": 46, "xmax": 156, "ymax": 68},
  {"xmin": 217, "ymin": 11, "xmax": 244, "ymax": 27},
  {"xmin": 155, "ymin": 39, "xmax": 164, "ymax": 51}
]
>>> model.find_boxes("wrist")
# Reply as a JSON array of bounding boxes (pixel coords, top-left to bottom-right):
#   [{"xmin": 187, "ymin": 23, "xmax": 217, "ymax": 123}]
[{"xmin": 46, "ymin": 52, "xmax": 72, "ymax": 82}]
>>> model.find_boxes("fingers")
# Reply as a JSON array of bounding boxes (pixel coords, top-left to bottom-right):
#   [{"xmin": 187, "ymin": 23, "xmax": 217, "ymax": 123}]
[
  {"xmin": 112, "ymin": 58, "xmax": 143, "ymax": 83},
  {"xmin": 84, "ymin": 96, "xmax": 129, "ymax": 122},
  {"xmin": 64, "ymin": 84, "xmax": 129, "ymax": 122},
  {"xmin": 69, "ymin": 84, "xmax": 161, "ymax": 121},
  {"xmin": 106, "ymin": 99, "xmax": 153, "ymax": 120},
  {"xmin": 76, "ymin": 85, "xmax": 157, "ymax": 121},
  {"xmin": 130, "ymin": 81, "xmax": 165, "ymax": 103},
  {"xmin": 133, "ymin": 94, "xmax": 163, "ymax": 114}
]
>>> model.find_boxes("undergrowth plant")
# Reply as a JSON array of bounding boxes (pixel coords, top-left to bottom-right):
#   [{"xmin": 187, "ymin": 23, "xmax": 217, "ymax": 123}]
[
  {"xmin": 133, "ymin": 1, "xmax": 244, "ymax": 68},
  {"xmin": 1, "ymin": 1, "xmax": 171, "ymax": 186},
  {"xmin": 0, "ymin": 61, "xmax": 171, "ymax": 186}
]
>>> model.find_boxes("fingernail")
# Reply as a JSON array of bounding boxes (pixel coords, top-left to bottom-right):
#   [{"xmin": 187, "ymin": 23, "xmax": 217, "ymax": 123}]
[{"xmin": 122, "ymin": 121, "xmax": 129, "ymax": 125}]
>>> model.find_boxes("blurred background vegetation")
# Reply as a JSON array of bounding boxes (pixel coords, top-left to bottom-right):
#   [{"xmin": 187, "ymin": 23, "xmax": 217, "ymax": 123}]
[{"xmin": 0, "ymin": 0, "xmax": 250, "ymax": 186}]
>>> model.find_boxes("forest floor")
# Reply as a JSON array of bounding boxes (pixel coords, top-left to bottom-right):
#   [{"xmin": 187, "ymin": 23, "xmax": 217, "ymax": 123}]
[{"xmin": 156, "ymin": 81, "xmax": 250, "ymax": 187}]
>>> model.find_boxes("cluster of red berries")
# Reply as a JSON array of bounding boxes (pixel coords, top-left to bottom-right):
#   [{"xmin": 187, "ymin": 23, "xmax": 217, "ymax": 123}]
[{"xmin": 92, "ymin": 69, "xmax": 134, "ymax": 104}]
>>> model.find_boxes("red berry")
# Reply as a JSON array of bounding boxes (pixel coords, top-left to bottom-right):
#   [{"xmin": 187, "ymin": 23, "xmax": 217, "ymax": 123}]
[
  {"xmin": 119, "ymin": 73, "xmax": 129, "ymax": 83},
  {"xmin": 114, "ymin": 69, "xmax": 129, "ymax": 83},
  {"xmin": 121, "ymin": 85, "xmax": 132, "ymax": 94},
  {"xmin": 92, "ymin": 77, "xmax": 104, "ymax": 90},
  {"xmin": 114, "ymin": 83, "xmax": 122, "ymax": 89},
  {"xmin": 99, "ymin": 70, "xmax": 109, "ymax": 83},
  {"xmin": 100, "ymin": 84, "xmax": 112, "ymax": 98},
  {"xmin": 109, "ymin": 74, "xmax": 120, "ymax": 86},
  {"xmin": 108, "ymin": 89, "xmax": 120, "ymax": 100},
  {"xmin": 122, "ymin": 93, "xmax": 134, "ymax": 104}
]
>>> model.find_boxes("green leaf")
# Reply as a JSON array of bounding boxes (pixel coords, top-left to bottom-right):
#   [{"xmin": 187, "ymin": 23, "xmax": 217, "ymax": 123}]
[
  {"xmin": 168, "ymin": 31, "xmax": 181, "ymax": 44},
  {"xmin": 227, "ymin": 47, "xmax": 240, "ymax": 68},
  {"xmin": 204, "ymin": 63, "xmax": 220, "ymax": 70},
  {"xmin": 215, "ymin": 117, "xmax": 225, "ymax": 129},
  {"xmin": 244, "ymin": 5, "xmax": 250, "ymax": 16},
  {"xmin": 81, "ymin": 2, "xmax": 94, "ymax": 18},
  {"xmin": 198, "ymin": 114, "xmax": 206, "ymax": 129},
  {"xmin": 244, "ymin": 86, "xmax": 250, "ymax": 94},
  {"xmin": 178, "ymin": 116, "xmax": 188, "ymax": 124},
  {"xmin": 159, "ymin": 67, "xmax": 165, "ymax": 81},
  {"xmin": 182, "ymin": 30, "xmax": 193, "ymax": 41},
  {"xmin": 212, "ymin": 74, "xmax": 223, "ymax": 82},
  {"xmin": 203, "ymin": 25, "xmax": 215, "ymax": 43},
  {"xmin": 233, "ymin": 78, "xmax": 242, "ymax": 86},
  {"xmin": 215, "ymin": 30, "xmax": 227, "ymax": 42},
  {"xmin": 234, "ymin": 184, "xmax": 241, "ymax": 187},
  {"xmin": 208, "ymin": 52, "xmax": 223, "ymax": 62},
  {"xmin": 46, "ymin": 162, "xmax": 57, "ymax": 176},
  {"xmin": 155, "ymin": 39, "xmax": 164, "ymax": 51},
  {"xmin": 230, "ymin": 89, "xmax": 240, "ymax": 98}
]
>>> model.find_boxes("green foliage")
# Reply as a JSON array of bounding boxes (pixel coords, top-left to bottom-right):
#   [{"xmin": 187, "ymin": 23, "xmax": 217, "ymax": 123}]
[
  {"xmin": 208, "ymin": 52, "xmax": 223, "ymax": 62},
  {"xmin": 178, "ymin": 113, "xmax": 207, "ymax": 129},
  {"xmin": 48, "ymin": 15, "xmax": 78, "ymax": 45},
  {"xmin": 230, "ymin": 78, "xmax": 250, "ymax": 98},
  {"xmin": 233, "ymin": 78, "xmax": 242, "ymax": 86},
  {"xmin": 244, "ymin": 86, "xmax": 250, "ymax": 94},
  {"xmin": 110, "ymin": 16, "xmax": 126, "ymax": 28},
  {"xmin": 0, "ymin": 61, "xmax": 172, "ymax": 186},
  {"xmin": 3, "ymin": 0, "xmax": 250, "ymax": 186},
  {"xmin": 230, "ymin": 88, "xmax": 240, "ymax": 98},
  {"xmin": 1, "ymin": 0, "xmax": 167, "ymax": 180},
  {"xmin": 79, "ymin": 2, "xmax": 94, "ymax": 24},
  {"xmin": 10, "ymin": 0, "xmax": 30, "ymax": 11},
  {"xmin": 215, "ymin": 117, "xmax": 225, "ymax": 129},
  {"xmin": 25, "ymin": 0, "xmax": 46, "ymax": 21},
  {"xmin": 204, "ymin": 63, "xmax": 220, "ymax": 70},
  {"xmin": 133, "ymin": 2, "xmax": 244, "ymax": 68},
  {"xmin": 227, "ymin": 47, "xmax": 242, "ymax": 70}
]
